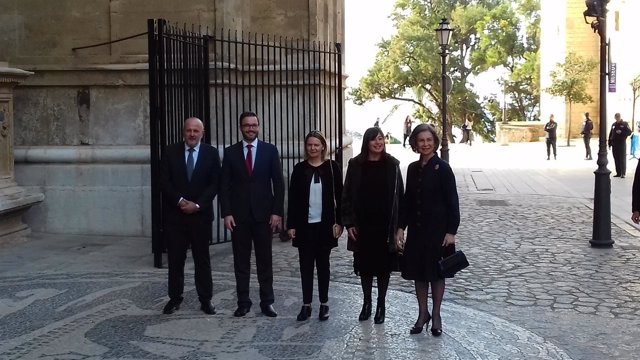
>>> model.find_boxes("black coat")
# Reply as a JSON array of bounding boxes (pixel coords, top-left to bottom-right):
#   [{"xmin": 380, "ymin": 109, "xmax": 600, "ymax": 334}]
[
  {"xmin": 160, "ymin": 142, "xmax": 221, "ymax": 223},
  {"xmin": 341, "ymin": 153, "xmax": 403, "ymax": 252},
  {"xmin": 399, "ymin": 155, "xmax": 460, "ymax": 281},
  {"xmin": 287, "ymin": 160, "xmax": 343, "ymax": 248}
]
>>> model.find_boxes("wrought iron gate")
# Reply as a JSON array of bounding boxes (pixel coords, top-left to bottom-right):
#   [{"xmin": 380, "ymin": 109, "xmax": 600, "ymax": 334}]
[
  {"xmin": 148, "ymin": 19, "xmax": 343, "ymax": 268},
  {"xmin": 148, "ymin": 19, "xmax": 211, "ymax": 268}
]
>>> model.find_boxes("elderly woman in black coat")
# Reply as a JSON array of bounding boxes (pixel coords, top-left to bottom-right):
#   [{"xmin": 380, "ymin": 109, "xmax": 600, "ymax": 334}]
[{"xmin": 397, "ymin": 124, "xmax": 460, "ymax": 336}]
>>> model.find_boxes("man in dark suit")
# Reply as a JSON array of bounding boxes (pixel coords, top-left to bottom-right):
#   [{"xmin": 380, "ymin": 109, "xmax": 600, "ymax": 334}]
[
  {"xmin": 160, "ymin": 117, "xmax": 221, "ymax": 315},
  {"xmin": 609, "ymin": 112, "xmax": 632, "ymax": 178},
  {"xmin": 220, "ymin": 111, "xmax": 285, "ymax": 317}
]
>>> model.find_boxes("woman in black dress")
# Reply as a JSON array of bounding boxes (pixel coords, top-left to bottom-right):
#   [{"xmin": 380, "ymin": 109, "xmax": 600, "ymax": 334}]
[
  {"xmin": 287, "ymin": 131, "xmax": 343, "ymax": 321},
  {"xmin": 397, "ymin": 124, "xmax": 460, "ymax": 336},
  {"xmin": 342, "ymin": 127, "xmax": 403, "ymax": 324}
]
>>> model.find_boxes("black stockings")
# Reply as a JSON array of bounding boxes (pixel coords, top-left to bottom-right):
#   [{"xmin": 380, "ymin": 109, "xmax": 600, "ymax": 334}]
[{"xmin": 360, "ymin": 273, "xmax": 390, "ymax": 306}]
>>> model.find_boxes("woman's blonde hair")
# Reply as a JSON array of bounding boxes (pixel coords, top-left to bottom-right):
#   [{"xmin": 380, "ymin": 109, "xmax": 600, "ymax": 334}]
[{"xmin": 304, "ymin": 130, "xmax": 328, "ymax": 160}]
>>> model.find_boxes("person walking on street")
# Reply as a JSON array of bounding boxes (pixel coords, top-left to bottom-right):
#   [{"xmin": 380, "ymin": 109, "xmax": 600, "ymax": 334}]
[
  {"xmin": 461, "ymin": 115, "xmax": 473, "ymax": 146},
  {"xmin": 287, "ymin": 130, "xmax": 343, "ymax": 322},
  {"xmin": 160, "ymin": 117, "xmax": 221, "ymax": 315},
  {"xmin": 403, "ymin": 115, "xmax": 413, "ymax": 148},
  {"xmin": 544, "ymin": 114, "xmax": 558, "ymax": 160},
  {"xmin": 342, "ymin": 127, "xmax": 404, "ymax": 325},
  {"xmin": 581, "ymin": 112, "xmax": 594, "ymax": 160},
  {"xmin": 220, "ymin": 111, "xmax": 285, "ymax": 318},
  {"xmin": 397, "ymin": 124, "xmax": 460, "ymax": 337},
  {"xmin": 608, "ymin": 113, "xmax": 632, "ymax": 178}
]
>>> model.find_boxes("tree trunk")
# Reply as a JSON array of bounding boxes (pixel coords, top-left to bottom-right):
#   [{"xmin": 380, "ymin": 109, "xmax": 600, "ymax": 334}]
[{"xmin": 566, "ymin": 102, "xmax": 573, "ymax": 147}]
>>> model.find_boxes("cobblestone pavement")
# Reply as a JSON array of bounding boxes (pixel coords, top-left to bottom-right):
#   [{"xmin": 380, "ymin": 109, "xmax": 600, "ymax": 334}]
[{"xmin": 1, "ymin": 141, "xmax": 640, "ymax": 359}]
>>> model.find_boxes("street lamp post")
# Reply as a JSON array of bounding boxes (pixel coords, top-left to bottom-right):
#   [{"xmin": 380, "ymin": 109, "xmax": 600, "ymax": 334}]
[
  {"xmin": 436, "ymin": 18, "xmax": 453, "ymax": 162},
  {"xmin": 584, "ymin": 0, "xmax": 613, "ymax": 247}
]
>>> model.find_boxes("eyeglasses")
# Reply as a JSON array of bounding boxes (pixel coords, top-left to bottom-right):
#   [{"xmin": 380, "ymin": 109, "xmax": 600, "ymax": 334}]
[{"xmin": 241, "ymin": 124, "xmax": 259, "ymax": 129}]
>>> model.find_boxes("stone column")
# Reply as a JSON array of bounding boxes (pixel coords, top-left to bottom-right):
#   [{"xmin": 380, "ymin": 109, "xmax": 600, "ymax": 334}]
[{"xmin": 0, "ymin": 63, "xmax": 44, "ymax": 244}]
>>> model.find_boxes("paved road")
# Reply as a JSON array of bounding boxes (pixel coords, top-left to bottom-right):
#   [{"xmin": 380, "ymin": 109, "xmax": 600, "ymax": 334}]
[{"xmin": 1, "ymin": 140, "xmax": 639, "ymax": 359}]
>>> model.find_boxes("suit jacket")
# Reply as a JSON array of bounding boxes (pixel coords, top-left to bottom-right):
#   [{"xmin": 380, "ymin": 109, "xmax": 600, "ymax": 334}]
[
  {"xmin": 220, "ymin": 140, "xmax": 285, "ymax": 222},
  {"xmin": 160, "ymin": 142, "xmax": 221, "ymax": 223}
]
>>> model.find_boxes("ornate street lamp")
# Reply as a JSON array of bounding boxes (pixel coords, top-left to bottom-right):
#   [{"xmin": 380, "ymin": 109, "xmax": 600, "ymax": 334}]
[
  {"xmin": 584, "ymin": 0, "xmax": 613, "ymax": 247},
  {"xmin": 436, "ymin": 18, "xmax": 453, "ymax": 162}
]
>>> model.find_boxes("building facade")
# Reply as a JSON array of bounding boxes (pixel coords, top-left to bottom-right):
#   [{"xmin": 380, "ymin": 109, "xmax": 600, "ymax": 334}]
[
  {"xmin": 0, "ymin": 0, "xmax": 345, "ymax": 237},
  {"xmin": 540, "ymin": 0, "xmax": 640, "ymax": 139}
]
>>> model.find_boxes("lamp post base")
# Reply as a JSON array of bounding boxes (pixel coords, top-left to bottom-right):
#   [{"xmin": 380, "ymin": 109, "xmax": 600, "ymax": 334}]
[{"xmin": 590, "ymin": 166, "xmax": 613, "ymax": 248}]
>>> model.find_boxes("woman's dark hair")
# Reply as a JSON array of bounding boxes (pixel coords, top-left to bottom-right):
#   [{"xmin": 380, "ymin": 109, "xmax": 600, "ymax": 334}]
[
  {"xmin": 304, "ymin": 130, "xmax": 328, "ymax": 160},
  {"xmin": 409, "ymin": 123, "xmax": 440, "ymax": 153},
  {"xmin": 360, "ymin": 127, "xmax": 386, "ymax": 158}
]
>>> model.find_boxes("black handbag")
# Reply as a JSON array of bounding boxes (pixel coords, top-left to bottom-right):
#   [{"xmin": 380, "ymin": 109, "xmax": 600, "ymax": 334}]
[{"xmin": 438, "ymin": 245, "xmax": 469, "ymax": 278}]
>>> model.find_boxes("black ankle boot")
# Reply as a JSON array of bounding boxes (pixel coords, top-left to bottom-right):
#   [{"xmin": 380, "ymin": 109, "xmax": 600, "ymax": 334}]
[
  {"xmin": 358, "ymin": 303, "xmax": 372, "ymax": 321},
  {"xmin": 374, "ymin": 306, "xmax": 385, "ymax": 324},
  {"xmin": 318, "ymin": 304, "xmax": 329, "ymax": 321},
  {"xmin": 296, "ymin": 305, "xmax": 311, "ymax": 321}
]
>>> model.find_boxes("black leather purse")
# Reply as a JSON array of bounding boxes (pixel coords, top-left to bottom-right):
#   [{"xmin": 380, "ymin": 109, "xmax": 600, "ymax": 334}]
[{"xmin": 438, "ymin": 245, "xmax": 469, "ymax": 278}]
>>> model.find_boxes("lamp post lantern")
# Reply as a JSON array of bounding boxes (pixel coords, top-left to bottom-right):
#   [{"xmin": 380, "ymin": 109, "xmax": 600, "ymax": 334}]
[
  {"xmin": 436, "ymin": 18, "xmax": 453, "ymax": 162},
  {"xmin": 584, "ymin": 0, "xmax": 614, "ymax": 247}
]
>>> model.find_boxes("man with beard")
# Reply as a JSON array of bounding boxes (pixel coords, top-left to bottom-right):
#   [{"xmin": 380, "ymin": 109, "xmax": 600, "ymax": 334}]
[{"xmin": 220, "ymin": 111, "xmax": 285, "ymax": 317}]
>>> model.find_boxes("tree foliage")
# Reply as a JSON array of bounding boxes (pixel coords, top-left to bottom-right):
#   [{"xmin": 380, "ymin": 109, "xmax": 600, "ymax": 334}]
[
  {"xmin": 350, "ymin": 0, "xmax": 541, "ymax": 142},
  {"xmin": 545, "ymin": 52, "xmax": 597, "ymax": 146}
]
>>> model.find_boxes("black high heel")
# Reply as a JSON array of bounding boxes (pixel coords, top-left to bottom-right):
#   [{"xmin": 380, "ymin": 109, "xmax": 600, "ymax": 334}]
[
  {"xmin": 431, "ymin": 315, "xmax": 442, "ymax": 336},
  {"xmin": 409, "ymin": 314, "xmax": 431, "ymax": 335},
  {"xmin": 358, "ymin": 303, "xmax": 372, "ymax": 321}
]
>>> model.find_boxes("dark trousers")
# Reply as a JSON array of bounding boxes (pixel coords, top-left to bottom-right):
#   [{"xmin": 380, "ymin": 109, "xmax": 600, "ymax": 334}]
[
  {"xmin": 166, "ymin": 218, "xmax": 213, "ymax": 303},
  {"xmin": 583, "ymin": 136, "xmax": 592, "ymax": 158},
  {"xmin": 546, "ymin": 138, "xmax": 557, "ymax": 158},
  {"xmin": 232, "ymin": 220, "xmax": 274, "ymax": 307},
  {"xmin": 297, "ymin": 223, "xmax": 332, "ymax": 304},
  {"xmin": 403, "ymin": 134, "xmax": 410, "ymax": 146},
  {"xmin": 612, "ymin": 142, "xmax": 627, "ymax": 176}
]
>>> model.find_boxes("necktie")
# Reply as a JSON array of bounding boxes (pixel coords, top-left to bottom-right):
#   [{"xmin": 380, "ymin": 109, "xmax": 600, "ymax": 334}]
[
  {"xmin": 245, "ymin": 144, "xmax": 253, "ymax": 176},
  {"xmin": 187, "ymin": 147, "xmax": 195, "ymax": 181}
]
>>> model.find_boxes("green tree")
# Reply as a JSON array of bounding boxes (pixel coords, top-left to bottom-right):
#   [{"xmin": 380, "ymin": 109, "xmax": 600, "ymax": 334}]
[
  {"xmin": 631, "ymin": 74, "xmax": 640, "ymax": 131},
  {"xmin": 350, "ymin": 0, "xmax": 539, "ymax": 142},
  {"xmin": 545, "ymin": 52, "xmax": 597, "ymax": 146}
]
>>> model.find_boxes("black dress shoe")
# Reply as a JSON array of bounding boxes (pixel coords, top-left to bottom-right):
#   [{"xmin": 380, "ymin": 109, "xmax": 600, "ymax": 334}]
[
  {"xmin": 296, "ymin": 305, "xmax": 311, "ymax": 321},
  {"xmin": 431, "ymin": 327, "xmax": 442, "ymax": 336},
  {"xmin": 614, "ymin": 174, "xmax": 621, "ymax": 177},
  {"xmin": 162, "ymin": 299, "xmax": 182, "ymax": 314},
  {"xmin": 233, "ymin": 306, "xmax": 251, "ymax": 317},
  {"xmin": 318, "ymin": 305, "xmax": 329, "ymax": 321},
  {"xmin": 621, "ymin": 175, "xmax": 626, "ymax": 178},
  {"xmin": 358, "ymin": 303, "xmax": 372, "ymax": 321},
  {"xmin": 261, "ymin": 304, "xmax": 278, "ymax": 317},
  {"xmin": 200, "ymin": 302, "xmax": 216, "ymax": 315},
  {"xmin": 373, "ymin": 306, "xmax": 385, "ymax": 324}
]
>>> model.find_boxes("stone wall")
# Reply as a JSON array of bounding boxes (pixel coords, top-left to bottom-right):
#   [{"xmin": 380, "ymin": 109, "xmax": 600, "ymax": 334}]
[{"xmin": 2, "ymin": 0, "xmax": 346, "ymax": 237}]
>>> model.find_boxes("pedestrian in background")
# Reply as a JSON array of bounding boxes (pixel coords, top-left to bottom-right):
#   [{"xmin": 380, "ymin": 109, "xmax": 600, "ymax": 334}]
[
  {"xmin": 580, "ymin": 112, "xmax": 593, "ymax": 160},
  {"xmin": 342, "ymin": 127, "xmax": 404, "ymax": 325},
  {"xmin": 544, "ymin": 114, "xmax": 558, "ymax": 160},
  {"xmin": 160, "ymin": 117, "xmax": 221, "ymax": 315},
  {"xmin": 403, "ymin": 115, "xmax": 413, "ymax": 148},
  {"xmin": 287, "ymin": 130, "xmax": 343, "ymax": 322},
  {"xmin": 397, "ymin": 124, "xmax": 460, "ymax": 337},
  {"xmin": 461, "ymin": 115, "xmax": 473, "ymax": 145},
  {"xmin": 220, "ymin": 111, "xmax": 285, "ymax": 318},
  {"xmin": 608, "ymin": 113, "xmax": 632, "ymax": 178}
]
